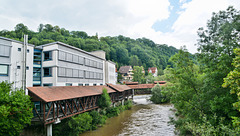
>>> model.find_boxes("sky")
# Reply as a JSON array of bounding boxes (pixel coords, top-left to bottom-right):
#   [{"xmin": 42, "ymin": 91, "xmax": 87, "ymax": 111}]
[{"xmin": 0, "ymin": 0, "xmax": 239, "ymax": 53}]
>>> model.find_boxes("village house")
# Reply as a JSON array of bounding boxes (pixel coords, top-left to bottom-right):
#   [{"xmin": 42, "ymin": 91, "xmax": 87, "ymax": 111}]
[
  {"xmin": 119, "ymin": 66, "xmax": 133, "ymax": 82},
  {"xmin": 148, "ymin": 67, "xmax": 158, "ymax": 77}
]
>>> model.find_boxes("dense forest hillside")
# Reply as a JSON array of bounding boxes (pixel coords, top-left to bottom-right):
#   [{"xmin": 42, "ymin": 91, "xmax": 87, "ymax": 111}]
[{"xmin": 0, "ymin": 24, "xmax": 178, "ymax": 71}]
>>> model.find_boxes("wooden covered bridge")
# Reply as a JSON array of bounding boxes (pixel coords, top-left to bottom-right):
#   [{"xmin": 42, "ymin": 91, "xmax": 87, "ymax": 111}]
[{"xmin": 27, "ymin": 81, "xmax": 166, "ymax": 136}]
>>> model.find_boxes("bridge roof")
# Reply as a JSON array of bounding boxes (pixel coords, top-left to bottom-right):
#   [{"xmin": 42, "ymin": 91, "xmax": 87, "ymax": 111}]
[
  {"xmin": 28, "ymin": 85, "xmax": 116, "ymax": 102},
  {"xmin": 106, "ymin": 83, "xmax": 132, "ymax": 92},
  {"xmin": 127, "ymin": 84, "xmax": 165, "ymax": 89}
]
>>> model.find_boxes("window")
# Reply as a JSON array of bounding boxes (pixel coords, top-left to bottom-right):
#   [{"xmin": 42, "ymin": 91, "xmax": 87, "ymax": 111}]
[
  {"xmin": 93, "ymin": 84, "xmax": 97, "ymax": 86},
  {"xmin": 17, "ymin": 66, "xmax": 21, "ymax": 69},
  {"xmin": 78, "ymin": 83, "xmax": 83, "ymax": 86},
  {"xmin": 43, "ymin": 83, "xmax": 52, "ymax": 86},
  {"xmin": 79, "ymin": 70, "xmax": 84, "ymax": 78},
  {"xmin": 58, "ymin": 51, "xmax": 66, "ymax": 60},
  {"xmin": 73, "ymin": 69, "xmax": 78, "ymax": 77},
  {"xmin": 100, "ymin": 84, "xmax": 103, "ymax": 86},
  {"xmin": 85, "ymin": 59, "xmax": 90, "ymax": 66},
  {"xmin": 44, "ymin": 51, "xmax": 52, "ymax": 61},
  {"xmin": 85, "ymin": 71, "xmax": 90, "ymax": 79},
  {"xmin": 26, "ymin": 66, "xmax": 29, "ymax": 70},
  {"xmin": 85, "ymin": 84, "xmax": 89, "ymax": 86},
  {"xmin": 90, "ymin": 72, "xmax": 94, "ymax": 79},
  {"xmin": 0, "ymin": 45, "xmax": 10, "ymax": 57},
  {"xmin": 0, "ymin": 65, "xmax": 8, "ymax": 76},
  {"xmin": 79, "ymin": 57, "xmax": 84, "ymax": 64},
  {"xmin": 18, "ymin": 48, "xmax": 21, "ymax": 51},
  {"xmin": 66, "ymin": 53, "xmax": 72, "ymax": 62},
  {"xmin": 73, "ymin": 55, "xmax": 78, "ymax": 63},
  {"xmin": 66, "ymin": 68, "xmax": 73, "ymax": 77},
  {"xmin": 43, "ymin": 67, "xmax": 52, "ymax": 77},
  {"xmin": 27, "ymin": 49, "xmax": 29, "ymax": 53},
  {"xmin": 66, "ymin": 83, "xmax": 72, "ymax": 86},
  {"xmin": 58, "ymin": 67, "xmax": 66, "ymax": 77}
]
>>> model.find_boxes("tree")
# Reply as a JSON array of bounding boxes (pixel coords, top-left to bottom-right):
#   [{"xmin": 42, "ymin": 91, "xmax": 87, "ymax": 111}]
[
  {"xmin": 98, "ymin": 88, "xmax": 111, "ymax": 109},
  {"xmin": 132, "ymin": 66, "xmax": 145, "ymax": 83},
  {"xmin": 223, "ymin": 48, "xmax": 240, "ymax": 132},
  {"xmin": 129, "ymin": 55, "xmax": 140, "ymax": 66},
  {"xmin": 0, "ymin": 81, "xmax": 33, "ymax": 136},
  {"xmin": 150, "ymin": 83, "xmax": 170, "ymax": 104}
]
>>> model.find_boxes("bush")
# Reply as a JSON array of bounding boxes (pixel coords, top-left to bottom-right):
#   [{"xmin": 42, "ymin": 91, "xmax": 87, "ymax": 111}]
[
  {"xmin": 106, "ymin": 107, "xmax": 120, "ymax": 118},
  {"xmin": 124, "ymin": 100, "xmax": 133, "ymax": 110},
  {"xmin": 98, "ymin": 88, "xmax": 111, "ymax": 109},
  {"xmin": 89, "ymin": 110, "xmax": 106, "ymax": 130},
  {"xmin": 150, "ymin": 83, "xmax": 170, "ymax": 104},
  {"xmin": 68, "ymin": 112, "xmax": 92, "ymax": 136}
]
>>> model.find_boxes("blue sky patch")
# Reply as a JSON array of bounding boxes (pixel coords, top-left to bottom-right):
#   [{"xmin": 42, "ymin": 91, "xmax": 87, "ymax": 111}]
[{"xmin": 152, "ymin": 0, "xmax": 192, "ymax": 33}]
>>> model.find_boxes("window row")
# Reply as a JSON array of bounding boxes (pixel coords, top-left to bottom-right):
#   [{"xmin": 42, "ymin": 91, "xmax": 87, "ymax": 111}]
[
  {"xmin": 85, "ymin": 59, "xmax": 103, "ymax": 69},
  {"xmin": 58, "ymin": 51, "xmax": 103, "ymax": 69},
  {"xmin": 57, "ymin": 67, "xmax": 103, "ymax": 80},
  {"xmin": 58, "ymin": 51, "xmax": 84, "ymax": 65},
  {"xmin": 85, "ymin": 71, "xmax": 103, "ymax": 79},
  {"xmin": 58, "ymin": 67, "xmax": 84, "ymax": 78}
]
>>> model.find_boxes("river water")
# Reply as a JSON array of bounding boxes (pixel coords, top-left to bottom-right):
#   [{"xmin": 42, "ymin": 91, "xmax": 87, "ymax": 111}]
[{"xmin": 79, "ymin": 95, "xmax": 176, "ymax": 136}]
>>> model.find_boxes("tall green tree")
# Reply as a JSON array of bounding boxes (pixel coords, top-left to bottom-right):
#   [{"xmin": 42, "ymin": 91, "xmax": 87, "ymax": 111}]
[
  {"xmin": 132, "ymin": 66, "xmax": 145, "ymax": 83},
  {"xmin": 0, "ymin": 81, "xmax": 33, "ymax": 136}
]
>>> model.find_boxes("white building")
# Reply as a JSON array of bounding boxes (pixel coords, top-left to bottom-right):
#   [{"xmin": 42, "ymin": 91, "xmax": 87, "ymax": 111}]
[
  {"xmin": 105, "ymin": 61, "xmax": 117, "ymax": 85},
  {"xmin": 37, "ymin": 42, "xmax": 105, "ymax": 86},
  {"xmin": 0, "ymin": 36, "xmax": 34, "ymax": 90}
]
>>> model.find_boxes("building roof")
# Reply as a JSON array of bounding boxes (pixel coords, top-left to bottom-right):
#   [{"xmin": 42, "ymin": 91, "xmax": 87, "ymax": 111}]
[
  {"xmin": 148, "ymin": 67, "xmax": 157, "ymax": 74},
  {"xmin": 28, "ymin": 85, "xmax": 116, "ymax": 102},
  {"xmin": 0, "ymin": 36, "xmax": 35, "ymax": 47},
  {"xmin": 119, "ymin": 66, "xmax": 132, "ymax": 74},
  {"xmin": 37, "ymin": 41, "xmax": 105, "ymax": 60},
  {"xmin": 106, "ymin": 83, "xmax": 132, "ymax": 92}
]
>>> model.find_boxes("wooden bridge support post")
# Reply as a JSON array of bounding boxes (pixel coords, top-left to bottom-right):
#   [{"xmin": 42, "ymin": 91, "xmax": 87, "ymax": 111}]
[
  {"xmin": 47, "ymin": 124, "xmax": 52, "ymax": 136},
  {"xmin": 132, "ymin": 89, "xmax": 134, "ymax": 100}
]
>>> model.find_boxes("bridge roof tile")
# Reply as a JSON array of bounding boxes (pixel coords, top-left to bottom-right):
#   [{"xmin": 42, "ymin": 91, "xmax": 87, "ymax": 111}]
[{"xmin": 28, "ymin": 85, "xmax": 116, "ymax": 102}]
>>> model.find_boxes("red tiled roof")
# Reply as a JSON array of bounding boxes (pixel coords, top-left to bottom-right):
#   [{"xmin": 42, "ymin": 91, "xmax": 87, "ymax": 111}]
[
  {"xmin": 106, "ymin": 83, "xmax": 132, "ymax": 92},
  {"xmin": 28, "ymin": 85, "xmax": 116, "ymax": 102},
  {"xmin": 148, "ymin": 67, "xmax": 157, "ymax": 74},
  {"xmin": 119, "ymin": 66, "xmax": 132, "ymax": 74}
]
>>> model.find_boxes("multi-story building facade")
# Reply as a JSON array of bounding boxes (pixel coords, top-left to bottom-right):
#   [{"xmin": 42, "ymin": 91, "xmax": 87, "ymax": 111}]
[
  {"xmin": 105, "ymin": 61, "xmax": 117, "ymax": 85},
  {"xmin": 37, "ymin": 42, "xmax": 105, "ymax": 86},
  {"xmin": 0, "ymin": 36, "xmax": 117, "ymax": 89},
  {"xmin": 119, "ymin": 66, "xmax": 133, "ymax": 82},
  {"xmin": 0, "ymin": 36, "xmax": 34, "ymax": 90}
]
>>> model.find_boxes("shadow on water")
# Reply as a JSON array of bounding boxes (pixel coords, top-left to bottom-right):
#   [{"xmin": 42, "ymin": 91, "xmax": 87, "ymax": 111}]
[{"xmin": 79, "ymin": 95, "xmax": 175, "ymax": 136}]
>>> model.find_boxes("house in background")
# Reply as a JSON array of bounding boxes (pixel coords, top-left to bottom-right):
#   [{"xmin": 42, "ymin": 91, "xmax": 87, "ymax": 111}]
[
  {"xmin": 119, "ymin": 66, "xmax": 133, "ymax": 82},
  {"xmin": 148, "ymin": 67, "xmax": 158, "ymax": 77}
]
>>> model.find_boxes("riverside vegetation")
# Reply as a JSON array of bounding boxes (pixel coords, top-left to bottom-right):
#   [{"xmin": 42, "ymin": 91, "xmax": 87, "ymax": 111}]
[
  {"xmin": 149, "ymin": 6, "xmax": 240, "ymax": 135},
  {"xmin": 0, "ymin": 81, "xmax": 33, "ymax": 136},
  {"xmin": 53, "ymin": 88, "xmax": 132, "ymax": 136}
]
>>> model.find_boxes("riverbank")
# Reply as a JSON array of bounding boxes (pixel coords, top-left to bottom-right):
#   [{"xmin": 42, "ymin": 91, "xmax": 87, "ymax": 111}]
[{"xmin": 79, "ymin": 95, "xmax": 176, "ymax": 136}]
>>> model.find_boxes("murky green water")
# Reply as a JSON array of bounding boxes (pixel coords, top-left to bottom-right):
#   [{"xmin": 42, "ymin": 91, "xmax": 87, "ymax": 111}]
[{"xmin": 79, "ymin": 95, "xmax": 176, "ymax": 136}]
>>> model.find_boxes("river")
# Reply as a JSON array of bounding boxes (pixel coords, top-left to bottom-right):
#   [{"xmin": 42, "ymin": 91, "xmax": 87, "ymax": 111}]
[{"xmin": 79, "ymin": 95, "xmax": 176, "ymax": 136}]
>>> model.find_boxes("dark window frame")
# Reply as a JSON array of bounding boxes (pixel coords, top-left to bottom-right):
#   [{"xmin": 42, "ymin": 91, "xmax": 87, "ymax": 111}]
[{"xmin": 44, "ymin": 51, "xmax": 52, "ymax": 61}]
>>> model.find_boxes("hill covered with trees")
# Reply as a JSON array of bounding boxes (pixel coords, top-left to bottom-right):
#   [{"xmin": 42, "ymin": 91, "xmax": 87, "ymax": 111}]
[{"xmin": 0, "ymin": 24, "xmax": 178, "ymax": 71}]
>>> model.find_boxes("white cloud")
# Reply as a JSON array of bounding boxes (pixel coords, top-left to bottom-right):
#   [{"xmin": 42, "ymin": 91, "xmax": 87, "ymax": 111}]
[{"xmin": 0, "ymin": 0, "xmax": 239, "ymax": 53}]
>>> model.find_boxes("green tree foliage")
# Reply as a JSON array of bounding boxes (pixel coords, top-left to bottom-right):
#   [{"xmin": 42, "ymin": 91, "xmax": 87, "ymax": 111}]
[
  {"xmin": 0, "ymin": 81, "xmax": 33, "ymax": 136},
  {"xmin": 98, "ymin": 88, "xmax": 111, "ymax": 109},
  {"xmin": 223, "ymin": 48, "xmax": 240, "ymax": 132},
  {"xmin": 133, "ymin": 66, "xmax": 145, "ymax": 83},
  {"xmin": 0, "ymin": 24, "xmax": 178, "ymax": 69},
  {"xmin": 150, "ymin": 83, "xmax": 170, "ymax": 104},
  {"xmin": 166, "ymin": 6, "xmax": 240, "ymax": 135},
  {"xmin": 68, "ymin": 112, "xmax": 92, "ymax": 136}
]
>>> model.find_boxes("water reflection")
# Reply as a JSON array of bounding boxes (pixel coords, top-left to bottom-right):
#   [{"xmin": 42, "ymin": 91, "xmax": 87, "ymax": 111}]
[{"xmin": 79, "ymin": 95, "xmax": 175, "ymax": 136}]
